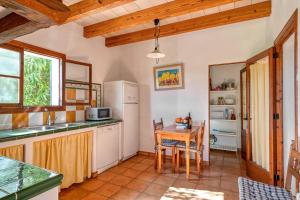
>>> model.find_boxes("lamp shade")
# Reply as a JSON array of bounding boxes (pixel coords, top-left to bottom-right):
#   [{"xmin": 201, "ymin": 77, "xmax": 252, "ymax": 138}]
[{"xmin": 146, "ymin": 47, "xmax": 165, "ymax": 59}]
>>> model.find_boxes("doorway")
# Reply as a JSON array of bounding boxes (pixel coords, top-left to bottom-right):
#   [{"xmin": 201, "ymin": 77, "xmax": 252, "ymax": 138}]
[
  {"xmin": 243, "ymin": 10, "xmax": 298, "ymax": 187},
  {"xmin": 274, "ymin": 10, "xmax": 298, "ymax": 187},
  {"xmin": 208, "ymin": 62, "xmax": 245, "ymax": 155},
  {"xmin": 245, "ymin": 48, "xmax": 276, "ymax": 185}
]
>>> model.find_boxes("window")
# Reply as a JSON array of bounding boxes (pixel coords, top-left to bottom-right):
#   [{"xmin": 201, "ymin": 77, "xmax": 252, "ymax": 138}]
[
  {"xmin": 0, "ymin": 42, "xmax": 66, "ymax": 112},
  {"xmin": 24, "ymin": 51, "xmax": 60, "ymax": 106},
  {"xmin": 0, "ymin": 46, "xmax": 21, "ymax": 105}
]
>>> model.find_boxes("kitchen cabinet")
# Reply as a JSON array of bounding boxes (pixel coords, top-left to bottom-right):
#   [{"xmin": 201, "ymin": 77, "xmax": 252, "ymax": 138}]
[
  {"xmin": 66, "ymin": 60, "xmax": 91, "ymax": 83},
  {"xmin": 65, "ymin": 60, "xmax": 92, "ymax": 106},
  {"xmin": 96, "ymin": 124, "xmax": 119, "ymax": 172}
]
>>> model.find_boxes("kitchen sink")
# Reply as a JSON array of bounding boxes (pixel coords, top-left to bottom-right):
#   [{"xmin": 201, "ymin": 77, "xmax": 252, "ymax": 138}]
[
  {"xmin": 55, "ymin": 123, "xmax": 83, "ymax": 128},
  {"xmin": 26, "ymin": 123, "xmax": 84, "ymax": 131},
  {"xmin": 27, "ymin": 125, "xmax": 56, "ymax": 131}
]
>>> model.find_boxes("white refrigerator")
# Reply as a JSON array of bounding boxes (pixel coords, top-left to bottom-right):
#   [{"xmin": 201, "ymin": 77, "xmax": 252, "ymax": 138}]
[{"xmin": 103, "ymin": 81, "xmax": 139, "ymax": 160}]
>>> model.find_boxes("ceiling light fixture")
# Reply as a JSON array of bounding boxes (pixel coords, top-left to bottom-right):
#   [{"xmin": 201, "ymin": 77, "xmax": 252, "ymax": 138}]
[{"xmin": 147, "ymin": 19, "xmax": 165, "ymax": 64}]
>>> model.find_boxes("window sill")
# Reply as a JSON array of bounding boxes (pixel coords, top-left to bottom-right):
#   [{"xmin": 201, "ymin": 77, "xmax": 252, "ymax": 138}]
[
  {"xmin": 65, "ymin": 102, "xmax": 90, "ymax": 106},
  {"xmin": 0, "ymin": 106, "xmax": 66, "ymax": 114}
]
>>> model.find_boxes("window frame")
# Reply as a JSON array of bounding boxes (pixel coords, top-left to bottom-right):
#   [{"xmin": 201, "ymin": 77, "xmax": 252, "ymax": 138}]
[
  {"xmin": 65, "ymin": 59, "xmax": 92, "ymax": 106},
  {"xmin": 0, "ymin": 41, "xmax": 66, "ymax": 113},
  {"xmin": 0, "ymin": 43, "xmax": 23, "ymax": 107}
]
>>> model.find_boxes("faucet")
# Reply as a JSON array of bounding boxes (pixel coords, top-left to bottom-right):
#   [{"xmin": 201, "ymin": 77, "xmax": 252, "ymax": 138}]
[{"xmin": 45, "ymin": 108, "xmax": 54, "ymax": 126}]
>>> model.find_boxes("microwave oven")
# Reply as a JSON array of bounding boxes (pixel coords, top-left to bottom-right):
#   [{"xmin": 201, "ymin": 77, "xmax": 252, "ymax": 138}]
[{"xmin": 86, "ymin": 107, "xmax": 112, "ymax": 121}]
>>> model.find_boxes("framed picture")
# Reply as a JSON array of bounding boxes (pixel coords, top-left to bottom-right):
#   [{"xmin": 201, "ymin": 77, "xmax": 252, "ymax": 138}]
[{"xmin": 153, "ymin": 63, "xmax": 184, "ymax": 91}]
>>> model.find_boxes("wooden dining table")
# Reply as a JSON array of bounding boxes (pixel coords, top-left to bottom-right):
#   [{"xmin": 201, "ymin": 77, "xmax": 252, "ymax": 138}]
[{"xmin": 156, "ymin": 125, "xmax": 200, "ymax": 179}]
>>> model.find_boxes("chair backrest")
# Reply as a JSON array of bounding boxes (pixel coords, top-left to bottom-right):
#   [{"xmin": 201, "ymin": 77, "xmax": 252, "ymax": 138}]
[
  {"xmin": 196, "ymin": 121, "xmax": 206, "ymax": 150},
  {"xmin": 153, "ymin": 118, "xmax": 164, "ymax": 146},
  {"xmin": 285, "ymin": 141, "xmax": 300, "ymax": 192}
]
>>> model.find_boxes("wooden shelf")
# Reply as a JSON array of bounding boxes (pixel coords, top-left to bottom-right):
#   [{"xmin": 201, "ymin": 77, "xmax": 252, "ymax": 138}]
[
  {"xmin": 210, "ymin": 104, "xmax": 237, "ymax": 107},
  {"xmin": 210, "ymin": 90, "xmax": 238, "ymax": 94},
  {"xmin": 210, "ymin": 119, "xmax": 237, "ymax": 122},
  {"xmin": 210, "ymin": 132, "xmax": 237, "ymax": 137},
  {"xmin": 210, "ymin": 144, "xmax": 237, "ymax": 152},
  {"xmin": 209, "ymin": 65, "xmax": 242, "ymax": 153}
]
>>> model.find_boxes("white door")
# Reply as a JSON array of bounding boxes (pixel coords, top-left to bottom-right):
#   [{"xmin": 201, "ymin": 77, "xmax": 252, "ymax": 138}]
[
  {"xmin": 96, "ymin": 125, "xmax": 119, "ymax": 170},
  {"xmin": 124, "ymin": 83, "xmax": 139, "ymax": 103},
  {"xmin": 123, "ymin": 104, "xmax": 139, "ymax": 159}
]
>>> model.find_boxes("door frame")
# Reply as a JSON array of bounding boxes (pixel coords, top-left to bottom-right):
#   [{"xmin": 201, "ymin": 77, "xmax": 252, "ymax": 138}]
[
  {"xmin": 240, "ymin": 67, "xmax": 247, "ymax": 159},
  {"xmin": 208, "ymin": 61, "xmax": 245, "ymax": 164},
  {"xmin": 245, "ymin": 47, "xmax": 276, "ymax": 185},
  {"xmin": 274, "ymin": 9, "xmax": 298, "ymax": 187}
]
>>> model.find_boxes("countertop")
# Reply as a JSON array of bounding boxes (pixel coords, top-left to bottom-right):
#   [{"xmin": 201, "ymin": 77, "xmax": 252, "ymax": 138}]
[
  {"xmin": 0, "ymin": 156, "xmax": 63, "ymax": 200},
  {"xmin": 0, "ymin": 119, "xmax": 122, "ymax": 143}
]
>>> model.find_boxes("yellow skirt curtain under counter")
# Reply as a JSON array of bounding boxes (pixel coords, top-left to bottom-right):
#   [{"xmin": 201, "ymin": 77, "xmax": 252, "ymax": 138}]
[
  {"xmin": 33, "ymin": 131, "xmax": 93, "ymax": 189},
  {"xmin": 0, "ymin": 144, "xmax": 24, "ymax": 161}
]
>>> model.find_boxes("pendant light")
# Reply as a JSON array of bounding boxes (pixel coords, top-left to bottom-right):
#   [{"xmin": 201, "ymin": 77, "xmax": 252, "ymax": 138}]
[{"xmin": 147, "ymin": 19, "xmax": 165, "ymax": 64}]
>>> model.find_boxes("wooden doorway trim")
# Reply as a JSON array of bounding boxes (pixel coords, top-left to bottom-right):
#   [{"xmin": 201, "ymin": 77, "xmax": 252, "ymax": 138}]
[
  {"xmin": 208, "ymin": 61, "xmax": 245, "ymax": 164},
  {"xmin": 245, "ymin": 47, "xmax": 276, "ymax": 185},
  {"xmin": 274, "ymin": 9, "xmax": 298, "ymax": 187},
  {"xmin": 240, "ymin": 67, "xmax": 247, "ymax": 159}
]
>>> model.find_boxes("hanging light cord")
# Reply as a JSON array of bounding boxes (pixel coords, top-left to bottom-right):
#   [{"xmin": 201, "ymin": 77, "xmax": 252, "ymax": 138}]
[
  {"xmin": 155, "ymin": 20, "xmax": 160, "ymax": 49},
  {"xmin": 146, "ymin": 19, "xmax": 164, "ymax": 64},
  {"xmin": 155, "ymin": 19, "xmax": 160, "ymax": 64}
]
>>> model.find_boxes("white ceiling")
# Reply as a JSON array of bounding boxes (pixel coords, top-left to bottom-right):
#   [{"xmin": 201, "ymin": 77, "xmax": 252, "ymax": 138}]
[
  {"xmin": 99, "ymin": 0, "xmax": 267, "ymax": 37},
  {"xmin": 65, "ymin": 0, "xmax": 268, "ymax": 37},
  {"xmin": 74, "ymin": 0, "xmax": 174, "ymax": 27},
  {"xmin": 63, "ymin": 0, "xmax": 82, "ymax": 6},
  {"xmin": 0, "ymin": 0, "xmax": 268, "ymax": 38},
  {"xmin": 0, "ymin": 6, "xmax": 11, "ymax": 19}
]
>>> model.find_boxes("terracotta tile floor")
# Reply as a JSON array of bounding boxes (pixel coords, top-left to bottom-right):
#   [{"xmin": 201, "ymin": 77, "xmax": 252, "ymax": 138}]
[{"xmin": 59, "ymin": 150, "xmax": 245, "ymax": 200}]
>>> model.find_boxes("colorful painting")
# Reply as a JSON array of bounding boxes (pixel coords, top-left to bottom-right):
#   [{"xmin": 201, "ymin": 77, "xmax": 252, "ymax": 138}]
[{"xmin": 153, "ymin": 64, "xmax": 184, "ymax": 90}]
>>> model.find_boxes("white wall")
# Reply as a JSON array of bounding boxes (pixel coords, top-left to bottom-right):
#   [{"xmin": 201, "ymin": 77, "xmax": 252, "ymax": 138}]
[
  {"xmin": 118, "ymin": 18, "xmax": 268, "ymax": 161},
  {"xmin": 17, "ymin": 23, "xmax": 121, "ymax": 84},
  {"xmin": 266, "ymin": 0, "xmax": 300, "ymax": 46}
]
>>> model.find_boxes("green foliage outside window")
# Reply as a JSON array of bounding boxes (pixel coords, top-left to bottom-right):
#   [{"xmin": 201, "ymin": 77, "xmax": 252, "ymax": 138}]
[{"xmin": 24, "ymin": 55, "xmax": 51, "ymax": 106}]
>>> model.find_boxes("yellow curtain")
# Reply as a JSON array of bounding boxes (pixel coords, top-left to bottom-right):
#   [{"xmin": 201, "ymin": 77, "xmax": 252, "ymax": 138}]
[
  {"xmin": 250, "ymin": 57, "xmax": 270, "ymax": 171},
  {"xmin": 0, "ymin": 145, "xmax": 24, "ymax": 161},
  {"xmin": 33, "ymin": 131, "xmax": 93, "ymax": 189}
]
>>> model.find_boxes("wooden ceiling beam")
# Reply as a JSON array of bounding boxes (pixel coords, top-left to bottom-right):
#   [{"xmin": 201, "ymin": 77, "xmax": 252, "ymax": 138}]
[
  {"xmin": 0, "ymin": 0, "xmax": 70, "ymax": 43},
  {"xmin": 84, "ymin": 0, "xmax": 240, "ymax": 38},
  {"xmin": 105, "ymin": 1, "xmax": 271, "ymax": 47},
  {"xmin": 0, "ymin": 0, "xmax": 70, "ymax": 24},
  {"xmin": 36, "ymin": 0, "xmax": 70, "ymax": 12},
  {"xmin": 0, "ymin": 13, "xmax": 48, "ymax": 43},
  {"xmin": 66, "ymin": 0, "xmax": 135, "ymax": 23},
  {"xmin": 0, "ymin": 13, "xmax": 29, "ymax": 33}
]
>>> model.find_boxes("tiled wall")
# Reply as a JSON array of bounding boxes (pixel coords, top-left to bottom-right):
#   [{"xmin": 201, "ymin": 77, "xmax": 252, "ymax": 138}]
[
  {"xmin": 0, "ymin": 84, "xmax": 99, "ymax": 130},
  {"xmin": 66, "ymin": 85, "xmax": 101, "ymax": 108},
  {"xmin": 0, "ymin": 106, "xmax": 89, "ymax": 130}
]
